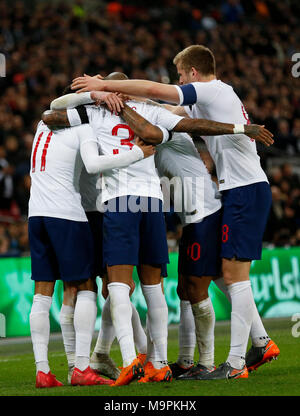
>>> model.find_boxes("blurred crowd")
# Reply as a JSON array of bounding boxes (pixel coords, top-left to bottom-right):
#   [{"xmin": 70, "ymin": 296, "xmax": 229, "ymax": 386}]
[{"xmin": 0, "ymin": 0, "xmax": 300, "ymax": 256}]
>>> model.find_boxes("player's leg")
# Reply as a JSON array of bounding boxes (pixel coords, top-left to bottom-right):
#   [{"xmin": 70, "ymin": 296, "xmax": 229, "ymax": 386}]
[
  {"xmin": 69, "ymin": 276, "xmax": 112, "ymax": 386},
  {"xmin": 28, "ymin": 217, "xmax": 64, "ymax": 388},
  {"xmin": 46, "ymin": 216, "xmax": 112, "ymax": 385},
  {"xmin": 138, "ymin": 264, "xmax": 172, "ymax": 383},
  {"xmin": 60, "ymin": 283, "xmax": 77, "ymax": 382},
  {"xmin": 103, "ymin": 197, "xmax": 144, "ymax": 386},
  {"xmin": 30, "ymin": 281, "xmax": 57, "ymax": 379},
  {"xmin": 201, "ymin": 183, "xmax": 278, "ymax": 380},
  {"xmin": 107, "ymin": 265, "xmax": 144, "ymax": 385},
  {"xmin": 90, "ymin": 274, "xmax": 119, "ymax": 380},
  {"xmin": 137, "ymin": 197, "xmax": 172, "ymax": 382},
  {"xmin": 213, "ymin": 275, "xmax": 279, "ymax": 371},
  {"xmin": 186, "ymin": 275, "xmax": 215, "ymax": 368},
  {"xmin": 169, "ymin": 272, "xmax": 196, "ymax": 378},
  {"xmin": 130, "ymin": 282, "xmax": 147, "ymax": 361},
  {"xmin": 175, "ymin": 211, "xmax": 221, "ymax": 380}
]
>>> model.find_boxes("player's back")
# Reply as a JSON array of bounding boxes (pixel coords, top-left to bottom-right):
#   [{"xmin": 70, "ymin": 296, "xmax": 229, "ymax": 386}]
[
  {"xmin": 86, "ymin": 101, "xmax": 167, "ymax": 202},
  {"xmin": 29, "ymin": 121, "xmax": 87, "ymax": 221},
  {"xmin": 155, "ymin": 132, "xmax": 221, "ymax": 226},
  {"xmin": 185, "ymin": 79, "xmax": 268, "ymax": 191}
]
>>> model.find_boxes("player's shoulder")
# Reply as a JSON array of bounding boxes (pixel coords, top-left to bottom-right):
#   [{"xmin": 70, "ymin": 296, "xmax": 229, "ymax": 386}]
[
  {"xmin": 73, "ymin": 123, "xmax": 95, "ymax": 138},
  {"xmin": 192, "ymin": 79, "xmax": 229, "ymax": 91}
]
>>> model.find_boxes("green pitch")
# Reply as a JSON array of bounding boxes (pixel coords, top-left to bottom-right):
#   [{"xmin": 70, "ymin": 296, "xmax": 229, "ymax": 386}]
[{"xmin": 0, "ymin": 318, "xmax": 299, "ymax": 397}]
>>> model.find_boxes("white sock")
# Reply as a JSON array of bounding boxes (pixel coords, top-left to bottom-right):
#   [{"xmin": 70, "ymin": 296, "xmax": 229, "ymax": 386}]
[
  {"xmin": 93, "ymin": 296, "xmax": 115, "ymax": 355},
  {"xmin": 108, "ymin": 282, "xmax": 136, "ymax": 367},
  {"xmin": 131, "ymin": 303, "xmax": 147, "ymax": 355},
  {"xmin": 214, "ymin": 278, "xmax": 270, "ymax": 348},
  {"xmin": 227, "ymin": 281, "xmax": 255, "ymax": 369},
  {"xmin": 191, "ymin": 298, "xmax": 215, "ymax": 368},
  {"xmin": 146, "ymin": 316, "xmax": 153, "ymax": 363},
  {"xmin": 141, "ymin": 283, "xmax": 168, "ymax": 369},
  {"xmin": 59, "ymin": 304, "xmax": 75, "ymax": 368},
  {"xmin": 250, "ymin": 312, "xmax": 270, "ymax": 347},
  {"xmin": 30, "ymin": 294, "xmax": 52, "ymax": 374},
  {"xmin": 74, "ymin": 290, "xmax": 97, "ymax": 371},
  {"xmin": 177, "ymin": 300, "xmax": 195, "ymax": 368}
]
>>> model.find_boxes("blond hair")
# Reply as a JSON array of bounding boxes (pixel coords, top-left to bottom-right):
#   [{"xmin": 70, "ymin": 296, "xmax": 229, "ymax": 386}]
[{"xmin": 173, "ymin": 45, "xmax": 216, "ymax": 76}]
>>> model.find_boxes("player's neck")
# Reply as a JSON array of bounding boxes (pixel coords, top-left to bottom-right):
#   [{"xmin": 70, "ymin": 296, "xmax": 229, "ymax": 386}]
[{"xmin": 195, "ymin": 74, "xmax": 216, "ymax": 83}]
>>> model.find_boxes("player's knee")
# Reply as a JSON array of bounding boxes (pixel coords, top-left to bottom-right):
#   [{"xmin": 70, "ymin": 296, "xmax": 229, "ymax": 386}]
[
  {"xmin": 186, "ymin": 284, "xmax": 208, "ymax": 303},
  {"xmin": 76, "ymin": 277, "xmax": 98, "ymax": 293},
  {"xmin": 176, "ymin": 284, "xmax": 187, "ymax": 300},
  {"xmin": 63, "ymin": 284, "xmax": 78, "ymax": 305}
]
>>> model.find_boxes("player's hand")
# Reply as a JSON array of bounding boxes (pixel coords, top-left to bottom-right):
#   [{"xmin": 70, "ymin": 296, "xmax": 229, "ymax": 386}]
[
  {"xmin": 116, "ymin": 92, "xmax": 130, "ymax": 102},
  {"xmin": 244, "ymin": 125, "xmax": 274, "ymax": 146},
  {"xmin": 135, "ymin": 137, "xmax": 156, "ymax": 158},
  {"xmin": 72, "ymin": 75, "xmax": 105, "ymax": 93},
  {"xmin": 90, "ymin": 91, "xmax": 124, "ymax": 113}
]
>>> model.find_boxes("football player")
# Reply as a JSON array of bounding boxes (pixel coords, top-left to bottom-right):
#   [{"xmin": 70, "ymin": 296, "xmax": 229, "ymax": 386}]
[{"xmin": 71, "ymin": 45, "xmax": 279, "ymax": 379}]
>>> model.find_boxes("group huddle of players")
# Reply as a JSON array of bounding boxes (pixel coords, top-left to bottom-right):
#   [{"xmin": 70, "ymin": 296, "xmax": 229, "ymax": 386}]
[{"xmin": 28, "ymin": 45, "xmax": 279, "ymax": 388}]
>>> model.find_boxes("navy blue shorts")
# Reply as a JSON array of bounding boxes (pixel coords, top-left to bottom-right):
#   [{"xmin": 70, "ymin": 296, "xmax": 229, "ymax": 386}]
[
  {"xmin": 221, "ymin": 182, "xmax": 272, "ymax": 260},
  {"xmin": 103, "ymin": 196, "xmax": 169, "ymax": 268},
  {"xmin": 28, "ymin": 216, "xmax": 94, "ymax": 282},
  {"xmin": 178, "ymin": 209, "xmax": 222, "ymax": 277},
  {"xmin": 86, "ymin": 211, "xmax": 106, "ymax": 278}
]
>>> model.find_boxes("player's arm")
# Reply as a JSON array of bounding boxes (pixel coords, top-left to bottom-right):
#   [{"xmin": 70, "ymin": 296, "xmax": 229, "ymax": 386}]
[
  {"xmin": 42, "ymin": 106, "xmax": 89, "ymax": 128},
  {"xmin": 42, "ymin": 109, "xmax": 70, "ymax": 127},
  {"xmin": 50, "ymin": 91, "xmax": 124, "ymax": 113},
  {"xmin": 144, "ymin": 99, "xmax": 189, "ymax": 116},
  {"xmin": 120, "ymin": 102, "xmax": 273, "ymax": 146},
  {"xmin": 173, "ymin": 119, "xmax": 274, "ymax": 146},
  {"xmin": 120, "ymin": 103, "xmax": 170, "ymax": 145},
  {"xmin": 71, "ymin": 76, "xmax": 181, "ymax": 104}
]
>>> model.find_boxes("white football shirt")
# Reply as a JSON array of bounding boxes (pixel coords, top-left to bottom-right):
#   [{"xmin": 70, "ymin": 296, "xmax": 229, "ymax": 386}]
[
  {"xmin": 155, "ymin": 132, "xmax": 221, "ymax": 226},
  {"xmin": 79, "ymin": 167, "xmax": 100, "ymax": 213},
  {"xmin": 67, "ymin": 100, "xmax": 184, "ymax": 203},
  {"xmin": 29, "ymin": 121, "xmax": 98, "ymax": 221},
  {"xmin": 175, "ymin": 80, "xmax": 268, "ymax": 191}
]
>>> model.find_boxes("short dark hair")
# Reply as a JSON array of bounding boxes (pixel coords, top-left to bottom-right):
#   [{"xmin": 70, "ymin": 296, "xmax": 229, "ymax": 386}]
[
  {"xmin": 62, "ymin": 85, "xmax": 72, "ymax": 95},
  {"xmin": 173, "ymin": 45, "xmax": 216, "ymax": 76}
]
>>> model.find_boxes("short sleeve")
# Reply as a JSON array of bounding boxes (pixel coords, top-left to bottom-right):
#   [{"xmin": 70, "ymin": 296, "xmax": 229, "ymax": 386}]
[
  {"xmin": 67, "ymin": 108, "xmax": 82, "ymax": 126},
  {"xmin": 153, "ymin": 106, "xmax": 184, "ymax": 131},
  {"xmin": 176, "ymin": 81, "xmax": 220, "ymax": 106}
]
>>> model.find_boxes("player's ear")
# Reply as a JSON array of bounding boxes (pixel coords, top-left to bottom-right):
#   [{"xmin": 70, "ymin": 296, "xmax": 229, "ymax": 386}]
[{"xmin": 190, "ymin": 67, "xmax": 198, "ymax": 79}]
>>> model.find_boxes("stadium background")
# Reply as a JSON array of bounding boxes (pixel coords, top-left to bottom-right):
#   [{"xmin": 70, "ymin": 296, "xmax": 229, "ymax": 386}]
[{"xmin": 0, "ymin": 0, "xmax": 300, "ymax": 337}]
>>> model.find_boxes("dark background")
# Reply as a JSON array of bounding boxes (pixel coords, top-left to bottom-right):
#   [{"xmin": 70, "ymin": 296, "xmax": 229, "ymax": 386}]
[{"xmin": 0, "ymin": 0, "xmax": 299, "ymax": 256}]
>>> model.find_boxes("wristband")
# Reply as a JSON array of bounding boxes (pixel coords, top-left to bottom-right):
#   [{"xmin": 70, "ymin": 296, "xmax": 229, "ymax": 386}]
[
  {"xmin": 158, "ymin": 125, "xmax": 173, "ymax": 144},
  {"xmin": 233, "ymin": 124, "xmax": 245, "ymax": 134}
]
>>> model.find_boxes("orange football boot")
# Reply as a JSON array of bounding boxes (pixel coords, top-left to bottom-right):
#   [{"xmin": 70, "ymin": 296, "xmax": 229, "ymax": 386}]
[
  {"xmin": 113, "ymin": 357, "xmax": 144, "ymax": 386},
  {"xmin": 138, "ymin": 361, "xmax": 173, "ymax": 383},
  {"xmin": 246, "ymin": 340, "xmax": 280, "ymax": 372},
  {"xmin": 137, "ymin": 353, "xmax": 147, "ymax": 366}
]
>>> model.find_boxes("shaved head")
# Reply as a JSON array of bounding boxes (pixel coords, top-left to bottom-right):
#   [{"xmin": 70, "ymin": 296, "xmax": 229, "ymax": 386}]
[{"xmin": 104, "ymin": 72, "xmax": 128, "ymax": 81}]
